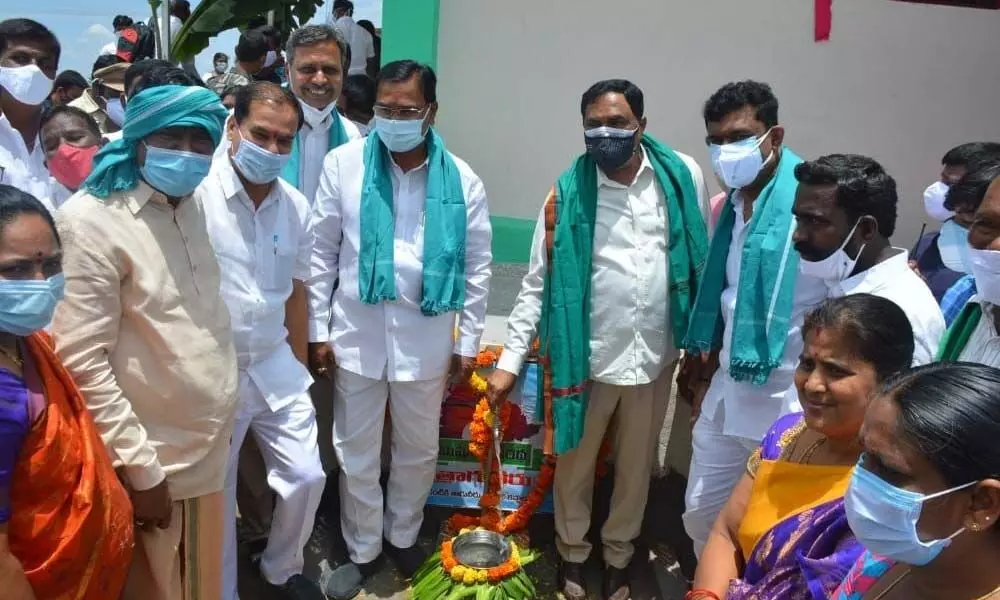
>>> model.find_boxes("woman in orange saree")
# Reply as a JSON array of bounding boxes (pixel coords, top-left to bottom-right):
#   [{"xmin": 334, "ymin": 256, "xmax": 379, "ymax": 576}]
[{"xmin": 0, "ymin": 184, "xmax": 133, "ymax": 599}]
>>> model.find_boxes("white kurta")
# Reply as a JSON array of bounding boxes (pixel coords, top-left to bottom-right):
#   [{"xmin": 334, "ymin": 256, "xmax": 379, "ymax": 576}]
[
  {"xmin": 830, "ymin": 249, "xmax": 945, "ymax": 366},
  {"xmin": 307, "ymin": 136, "xmax": 492, "ymax": 562},
  {"xmin": 0, "ymin": 114, "xmax": 63, "ymax": 212},
  {"xmin": 496, "ymin": 148, "xmax": 711, "ymax": 385},
  {"xmin": 683, "ymin": 188, "xmax": 829, "ymax": 555},
  {"xmin": 197, "ymin": 158, "xmax": 325, "ymax": 594}
]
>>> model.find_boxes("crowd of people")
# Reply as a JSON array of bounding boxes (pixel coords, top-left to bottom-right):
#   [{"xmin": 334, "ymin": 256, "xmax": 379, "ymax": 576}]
[{"xmin": 1, "ymin": 6, "xmax": 1000, "ymax": 600}]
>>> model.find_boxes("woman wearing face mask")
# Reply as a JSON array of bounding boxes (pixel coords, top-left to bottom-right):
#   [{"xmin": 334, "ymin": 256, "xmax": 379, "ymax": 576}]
[
  {"xmin": 40, "ymin": 106, "xmax": 104, "ymax": 198},
  {"xmin": 689, "ymin": 294, "xmax": 915, "ymax": 600},
  {"xmin": 833, "ymin": 363, "xmax": 1000, "ymax": 600},
  {"xmin": 0, "ymin": 184, "xmax": 134, "ymax": 600}
]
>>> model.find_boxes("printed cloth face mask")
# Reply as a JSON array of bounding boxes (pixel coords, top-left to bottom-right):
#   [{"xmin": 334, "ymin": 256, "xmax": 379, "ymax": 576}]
[
  {"xmin": 846, "ymin": 463, "xmax": 974, "ymax": 566},
  {"xmin": 710, "ymin": 129, "xmax": 774, "ymax": 189},
  {"xmin": 584, "ymin": 126, "xmax": 639, "ymax": 173}
]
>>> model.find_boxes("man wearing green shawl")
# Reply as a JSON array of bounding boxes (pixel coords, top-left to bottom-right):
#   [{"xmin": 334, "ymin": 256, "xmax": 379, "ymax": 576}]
[
  {"xmin": 307, "ymin": 60, "xmax": 492, "ymax": 600},
  {"xmin": 938, "ymin": 171, "xmax": 1000, "ymax": 366},
  {"xmin": 51, "ymin": 74, "xmax": 238, "ymax": 600},
  {"xmin": 680, "ymin": 81, "xmax": 828, "ymax": 556},
  {"xmin": 488, "ymin": 80, "xmax": 711, "ymax": 600}
]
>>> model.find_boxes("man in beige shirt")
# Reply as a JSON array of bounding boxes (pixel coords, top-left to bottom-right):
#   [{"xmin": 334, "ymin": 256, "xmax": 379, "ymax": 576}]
[{"xmin": 52, "ymin": 75, "xmax": 237, "ymax": 600}]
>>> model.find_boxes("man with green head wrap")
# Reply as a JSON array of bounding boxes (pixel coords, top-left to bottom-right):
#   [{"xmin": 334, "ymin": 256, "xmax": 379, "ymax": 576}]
[{"xmin": 51, "ymin": 74, "xmax": 238, "ymax": 600}]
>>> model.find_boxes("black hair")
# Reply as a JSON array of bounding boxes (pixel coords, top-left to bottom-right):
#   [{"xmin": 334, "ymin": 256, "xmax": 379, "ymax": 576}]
[
  {"xmin": 285, "ymin": 24, "xmax": 349, "ymax": 71},
  {"xmin": 794, "ymin": 153, "xmax": 898, "ymax": 238},
  {"xmin": 112, "ymin": 15, "xmax": 134, "ymax": 31},
  {"xmin": 376, "ymin": 60, "xmax": 436, "ymax": 104},
  {"xmin": 236, "ymin": 28, "xmax": 269, "ymax": 63},
  {"xmin": 579, "ymin": 79, "xmax": 643, "ymax": 120},
  {"xmin": 91, "ymin": 53, "xmax": 123, "ymax": 78},
  {"xmin": 54, "ymin": 69, "xmax": 88, "ymax": 91},
  {"xmin": 124, "ymin": 59, "xmax": 173, "ymax": 98},
  {"xmin": 883, "ymin": 363, "xmax": 1000, "ymax": 489},
  {"xmin": 40, "ymin": 105, "xmax": 101, "ymax": 138},
  {"xmin": 334, "ymin": 0, "xmax": 354, "ymax": 12},
  {"xmin": 802, "ymin": 294, "xmax": 914, "ymax": 382},
  {"xmin": 220, "ymin": 84, "xmax": 242, "ymax": 100},
  {"xmin": 212, "ymin": 52, "xmax": 228, "ymax": 63},
  {"xmin": 258, "ymin": 25, "xmax": 281, "ymax": 43},
  {"xmin": 357, "ymin": 20, "xmax": 377, "ymax": 37},
  {"xmin": 233, "ymin": 82, "xmax": 304, "ymax": 132},
  {"xmin": 942, "ymin": 142, "xmax": 1000, "ymax": 168},
  {"xmin": 704, "ymin": 80, "xmax": 779, "ymax": 128},
  {"xmin": 0, "ymin": 184, "xmax": 59, "ymax": 247},
  {"xmin": 131, "ymin": 66, "xmax": 201, "ymax": 96},
  {"xmin": 342, "ymin": 74, "xmax": 376, "ymax": 117},
  {"xmin": 0, "ymin": 19, "xmax": 60, "ymax": 63},
  {"xmin": 945, "ymin": 159, "xmax": 1000, "ymax": 213},
  {"xmin": 246, "ymin": 16, "xmax": 268, "ymax": 30}
]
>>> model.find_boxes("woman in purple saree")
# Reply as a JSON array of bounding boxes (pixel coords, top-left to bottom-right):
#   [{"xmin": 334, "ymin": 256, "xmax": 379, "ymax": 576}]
[{"xmin": 689, "ymin": 295, "xmax": 916, "ymax": 600}]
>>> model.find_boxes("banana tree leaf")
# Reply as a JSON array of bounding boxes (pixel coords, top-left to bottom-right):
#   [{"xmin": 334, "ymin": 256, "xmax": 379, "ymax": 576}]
[{"xmin": 170, "ymin": 0, "xmax": 324, "ymax": 62}]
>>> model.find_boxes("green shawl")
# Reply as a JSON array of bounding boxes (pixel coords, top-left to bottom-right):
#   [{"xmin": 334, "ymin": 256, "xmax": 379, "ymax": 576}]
[
  {"xmin": 358, "ymin": 129, "xmax": 467, "ymax": 316},
  {"xmin": 683, "ymin": 149, "xmax": 803, "ymax": 384},
  {"xmin": 937, "ymin": 301, "xmax": 983, "ymax": 360},
  {"xmin": 539, "ymin": 134, "xmax": 709, "ymax": 454},
  {"xmin": 281, "ymin": 109, "xmax": 349, "ymax": 189}
]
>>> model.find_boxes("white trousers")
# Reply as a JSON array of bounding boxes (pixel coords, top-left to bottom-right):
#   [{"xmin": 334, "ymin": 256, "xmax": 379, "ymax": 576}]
[
  {"xmin": 682, "ymin": 404, "xmax": 759, "ymax": 558},
  {"xmin": 334, "ymin": 369, "xmax": 448, "ymax": 563},
  {"xmin": 223, "ymin": 375, "xmax": 326, "ymax": 599}
]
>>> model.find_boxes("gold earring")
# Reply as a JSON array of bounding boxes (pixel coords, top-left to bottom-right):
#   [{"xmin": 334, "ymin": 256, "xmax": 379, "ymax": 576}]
[{"xmin": 971, "ymin": 522, "xmax": 982, "ymax": 532}]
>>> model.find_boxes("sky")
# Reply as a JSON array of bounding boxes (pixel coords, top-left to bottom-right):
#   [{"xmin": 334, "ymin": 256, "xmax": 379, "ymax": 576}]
[{"xmin": 1, "ymin": 0, "xmax": 382, "ymax": 80}]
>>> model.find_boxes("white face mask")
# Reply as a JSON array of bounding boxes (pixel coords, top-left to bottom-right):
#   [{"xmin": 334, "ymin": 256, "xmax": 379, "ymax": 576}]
[
  {"xmin": 969, "ymin": 246, "xmax": 1000, "ymax": 306},
  {"xmin": 709, "ymin": 129, "xmax": 774, "ymax": 189},
  {"xmin": 105, "ymin": 97, "xmax": 126, "ymax": 127},
  {"xmin": 0, "ymin": 64, "xmax": 54, "ymax": 106},
  {"xmin": 264, "ymin": 50, "xmax": 278, "ymax": 68},
  {"xmin": 799, "ymin": 220, "xmax": 865, "ymax": 282},
  {"xmin": 298, "ymin": 98, "xmax": 336, "ymax": 126},
  {"xmin": 938, "ymin": 219, "xmax": 972, "ymax": 273},
  {"xmin": 924, "ymin": 181, "xmax": 955, "ymax": 222}
]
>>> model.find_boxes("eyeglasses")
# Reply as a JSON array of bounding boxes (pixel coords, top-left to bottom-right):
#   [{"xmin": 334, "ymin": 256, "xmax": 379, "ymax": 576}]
[{"xmin": 373, "ymin": 104, "xmax": 429, "ymax": 121}]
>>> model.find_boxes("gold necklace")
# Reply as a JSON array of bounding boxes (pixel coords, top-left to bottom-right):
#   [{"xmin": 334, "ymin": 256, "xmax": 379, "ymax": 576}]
[{"xmin": 0, "ymin": 342, "xmax": 22, "ymax": 368}]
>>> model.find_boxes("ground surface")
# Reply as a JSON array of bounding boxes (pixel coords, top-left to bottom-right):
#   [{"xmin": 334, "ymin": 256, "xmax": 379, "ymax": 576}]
[{"xmin": 238, "ymin": 471, "xmax": 695, "ymax": 600}]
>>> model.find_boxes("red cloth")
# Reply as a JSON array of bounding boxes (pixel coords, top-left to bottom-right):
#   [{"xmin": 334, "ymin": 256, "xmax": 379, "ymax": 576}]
[
  {"xmin": 8, "ymin": 332, "xmax": 134, "ymax": 600},
  {"xmin": 815, "ymin": 0, "xmax": 833, "ymax": 41}
]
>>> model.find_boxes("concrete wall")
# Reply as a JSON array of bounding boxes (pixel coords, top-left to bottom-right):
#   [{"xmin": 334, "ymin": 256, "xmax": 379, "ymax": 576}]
[{"xmin": 434, "ymin": 0, "xmax": 1000, "ymax": 251}]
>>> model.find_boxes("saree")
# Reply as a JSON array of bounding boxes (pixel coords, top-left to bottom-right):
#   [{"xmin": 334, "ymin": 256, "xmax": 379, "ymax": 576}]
[
  {"xmin": 8, "ymin": 331, "xmax": 134, "ymax": 600},
  {"xmin": 728, "ymin": 413, "xmax": 863, "ymax": 600}
]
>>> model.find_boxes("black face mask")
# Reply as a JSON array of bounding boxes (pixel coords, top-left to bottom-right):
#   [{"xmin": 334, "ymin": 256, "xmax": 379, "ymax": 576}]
[{"xmin": 584, "ymin": 127, "xmax": 638, "ymax": 172}]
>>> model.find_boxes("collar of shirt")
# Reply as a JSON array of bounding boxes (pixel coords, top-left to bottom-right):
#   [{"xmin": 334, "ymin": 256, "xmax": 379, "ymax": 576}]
[
  {"xmin": 298, "ymin": 98, "xmax": 332, "ymax": 130},
  {"xmin": 124, "ymin": 181, "xmax": 177, "ymax": 215},
  {"xmin": 390, "ymin": 153, "xmax": 429, "ymax": 178},
  {"xmin": 835, "ymin": 248, "xmax": 910, "ymax": 296},
  {"xmin": 595, "ymin": 146, "xmax": 653, "ymax": 190},
  {"xmin": 217, "ymin": 154, "xmax": 280, "ymax": 211},
  {"xmin": 0, "ymin": 113, "xmax": 41, "ymax": 160}
]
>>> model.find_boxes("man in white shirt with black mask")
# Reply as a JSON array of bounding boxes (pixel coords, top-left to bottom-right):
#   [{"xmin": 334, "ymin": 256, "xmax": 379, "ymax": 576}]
[
  {"xmin": 196, "ymin": 82, "xmax": 326, "ymax": 600},
  {"xmin": 792, "ymin": 153, "xmax": 944, "ymax": 365},
  {"xmin": 0, "ymin": 18, "xmax": 61, "ymax": 212}
]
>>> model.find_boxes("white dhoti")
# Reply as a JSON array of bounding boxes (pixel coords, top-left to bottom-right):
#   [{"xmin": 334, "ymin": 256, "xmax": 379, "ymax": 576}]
[
  {"xmin": 223, "ymin": 373, "xmax": 326, "ymax": 599},
  {"xmin": 333, "ymin": 368, "xmax": 448, "ymax": 563}
]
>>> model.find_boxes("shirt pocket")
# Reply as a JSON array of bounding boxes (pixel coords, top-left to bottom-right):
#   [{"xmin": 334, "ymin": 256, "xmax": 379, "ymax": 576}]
[{"xmin": 262, "ymin": 235, "xmax": 297, "ymax": 291}]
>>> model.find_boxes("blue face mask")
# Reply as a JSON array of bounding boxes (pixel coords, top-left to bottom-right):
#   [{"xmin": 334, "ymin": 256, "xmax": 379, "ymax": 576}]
[
  {"xmin": 938, "ymin": 219, "xmax": 972, "ymax": 273},
  {"xmin": 0, "ymin": 274, "xmax": 65, "ymax": 336},
  {"xmin": 140, "ymin": 144, "xmax": 213, "ymax": 197},
  {"xmin": 845, "ymin": 462, "xmax": 974, "ymax": 566},
  {"xmin": 374, "ymin": 115, "xmax": 427, "ymax": 153},
  {"xmin": 231, "ymin": 130, "xmax": 291, "ymax": 185}
]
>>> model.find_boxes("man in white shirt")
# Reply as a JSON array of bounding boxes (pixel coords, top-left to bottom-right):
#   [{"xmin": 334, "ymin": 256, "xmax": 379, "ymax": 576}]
[
  {"xmin": 0, "ymin": 19, "xmax": 61, "ymax": 213},
  {"xmin": 331, "ymin": 0, "xmax": 376, "ymax": 78},
  {"xmin": 197, "ymin": 83, "xmax": 326, "ymax": 600},
  {"xmin": 487, "ymin": 79, "xmax": 710, "ymax": 600},
  {"xmin": 792, "ymin": 153, "xmax": 945, "ymax": 364},
  {"xmin": 308, "ymin": 60, "xmax": 492, "ymax": 599},
  {"xmin": 680, "ymin": 81, "xmax": 828, "ymax": 556}
]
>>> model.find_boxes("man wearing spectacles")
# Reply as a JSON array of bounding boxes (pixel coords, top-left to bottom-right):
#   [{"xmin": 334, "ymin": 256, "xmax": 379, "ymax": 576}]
[{"xmin": 307, "ymin": 59, "xmax": 492, "ymax": 599}]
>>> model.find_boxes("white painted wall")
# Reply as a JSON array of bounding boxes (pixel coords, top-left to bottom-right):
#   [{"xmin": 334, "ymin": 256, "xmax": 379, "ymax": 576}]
[{"xmin": 435, "ymin": 0, "xmax": 1000, "ymax": 246}]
